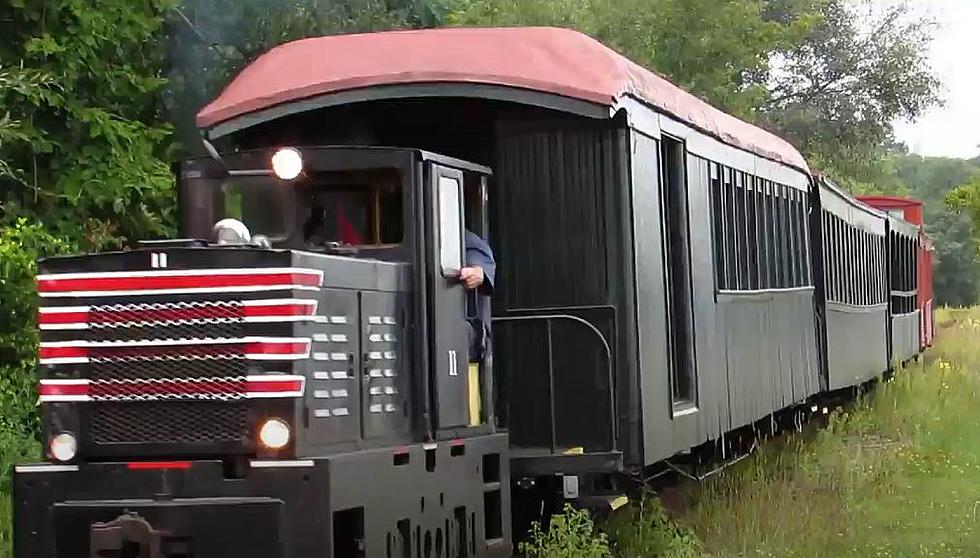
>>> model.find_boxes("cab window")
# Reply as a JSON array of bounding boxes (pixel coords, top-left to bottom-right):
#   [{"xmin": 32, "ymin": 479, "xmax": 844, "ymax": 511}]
[{"xmin": 302, "ymin": 169, "xmax": 404, "ymax": 249}]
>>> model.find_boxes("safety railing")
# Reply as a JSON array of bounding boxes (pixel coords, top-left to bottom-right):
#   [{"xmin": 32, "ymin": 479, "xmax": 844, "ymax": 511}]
[{"xmin": 492, "ymin": 312, "xmax": 616, "ymax": 454}]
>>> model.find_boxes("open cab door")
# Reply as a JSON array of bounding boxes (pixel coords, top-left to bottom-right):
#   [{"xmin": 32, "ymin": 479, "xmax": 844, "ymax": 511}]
[{"xmin": 425, "ymin": 162, "xmax": 475, "ymax": 432}]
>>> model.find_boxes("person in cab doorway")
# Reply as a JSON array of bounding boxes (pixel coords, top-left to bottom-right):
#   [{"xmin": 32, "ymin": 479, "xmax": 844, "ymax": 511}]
[{"xmin": 462, "ymin": 230, "xmax": 495, "ymax": 360}]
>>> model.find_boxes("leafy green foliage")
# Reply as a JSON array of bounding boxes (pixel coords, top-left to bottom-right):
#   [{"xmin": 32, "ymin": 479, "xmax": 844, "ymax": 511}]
[
  {"xmin": 165, "ymin": 0, "xmax": 438, "ymax": 154},
  {"xmin": 1, "ymin": 0, "xmax": 176, "ymax": 248},
  {"xmin": 759, "ymin": 0, "xmax": 942, "ymax": 183},
  {"xmin": 604, "ymin": 496, "xmax": 702, "ymax": 558},
  {"xmin": 519, "ymin": 504, "xmax": 610, "ymax": 558},
  {"xmin": 900, "ymin": 154, "xmax": 980, "ymax": 306},
  {"xmin": 0, "ymin": 220, "xmax": 72, "ymax": 437},
  {"xmin": 446, "ymin": 0, "xmax": 819, "ymax": 118}
]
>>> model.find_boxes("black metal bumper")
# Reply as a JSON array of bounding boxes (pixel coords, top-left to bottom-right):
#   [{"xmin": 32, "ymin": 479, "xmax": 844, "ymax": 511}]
[{"xmin": 14, "ymin": 434, "xmax": 512, "ymax": 558}]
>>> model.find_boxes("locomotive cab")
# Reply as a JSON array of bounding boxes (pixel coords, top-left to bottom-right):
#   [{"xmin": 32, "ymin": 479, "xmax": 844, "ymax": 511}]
[
  {"xmin": 15, "ymin": 145, "xmax": 511, "ymax": 558},
  {"xmin": 177, "ymin": 145, "xmax": 497, "ymax": 434}
]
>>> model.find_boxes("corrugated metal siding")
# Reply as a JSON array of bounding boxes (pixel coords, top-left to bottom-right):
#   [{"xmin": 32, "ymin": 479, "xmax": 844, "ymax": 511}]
[
  {"xmin": 491, "ymin": 115, "xmax": 635, "ymax": 459},
  {"xmin": 892, "ymin": 312, "xmax": 921, "ymax": 364},
  {"xmin": 634, "ymin": 148, "xmax": 821, "ymax": 465},
  {"xmin": 493, "ymin": 124, "xmax": 613, "ymax": 308},
  {"xmin": 825, "ymin": 304, "xmax": 889, "ymax": 390}
]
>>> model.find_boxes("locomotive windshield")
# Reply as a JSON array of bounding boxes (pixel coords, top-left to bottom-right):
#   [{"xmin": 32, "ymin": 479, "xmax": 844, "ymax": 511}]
[
  {"xmin": 301, "ymin": 168, "xmax": 404, "ymax": 249},
  {"xmin": 183, "ymin": 163, "xmax": 405, "ymax": 249}
]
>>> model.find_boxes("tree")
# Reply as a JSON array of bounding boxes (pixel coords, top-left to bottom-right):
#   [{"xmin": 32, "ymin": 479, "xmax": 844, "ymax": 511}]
[
  {"xmin": 446, "ymin": 0, "xmax": 819, "ymax": 118},
  {"xmin": 165, "ymin": 0, "xmax": 432, "ymax": 155},
  {"xmin": 758, "ymin": 0, "xmax": 942, "ymax": 184},
  {"xmin": 0, "ymin": 0, "xmax": 176, "ymax": 249}
]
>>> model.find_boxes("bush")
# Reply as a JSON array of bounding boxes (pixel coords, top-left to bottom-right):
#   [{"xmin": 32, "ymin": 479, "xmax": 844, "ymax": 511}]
[
  {"xmin": 604, "ymin": 496, "xmax": 702, "ymax": 558},
  {"xmin": 519, "ymin": 505, "xmax": 610, "ymax": 558},
  {"xmin": 0, "ymin": 219, "xmax": 73, "ymax": 439}
]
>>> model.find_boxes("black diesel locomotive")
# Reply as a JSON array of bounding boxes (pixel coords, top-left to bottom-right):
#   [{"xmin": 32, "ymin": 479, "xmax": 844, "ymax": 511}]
[{"xmin": 14, "ymin": 27, "xmax": 928, "ymax": 557}]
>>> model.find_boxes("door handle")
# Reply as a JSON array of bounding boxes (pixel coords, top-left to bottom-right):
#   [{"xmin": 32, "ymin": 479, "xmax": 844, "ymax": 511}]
[{"xmin": 448, "ymin": 350, "xmax": 458, "ymax": 376}]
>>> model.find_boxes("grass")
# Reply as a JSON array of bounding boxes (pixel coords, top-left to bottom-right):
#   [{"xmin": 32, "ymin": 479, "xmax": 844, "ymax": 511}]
[
  {"xmin": 675, "ymin": 306, "xmax": 980, "ymax": 557},
  {"xmin": 0, "ymin": 433, "xmax": 39, "ymax": 557},
  {"xmin": 522, "ymin": 306, "xmax": 980, "ymax": 557}
]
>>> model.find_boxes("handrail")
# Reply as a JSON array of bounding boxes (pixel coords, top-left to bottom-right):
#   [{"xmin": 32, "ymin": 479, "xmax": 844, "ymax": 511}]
[{"xmin": 492, "ymin": 313, "xmax": 617, "ymax": 454}]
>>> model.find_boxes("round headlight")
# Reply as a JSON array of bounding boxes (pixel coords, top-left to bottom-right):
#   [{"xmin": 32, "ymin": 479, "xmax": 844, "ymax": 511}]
[
  {"xmin": 271, "ymin": 147, "xmax": 303, "ymax": 181},
  {"xmin": 258, "ymin": 418, "xmax": 290, "ymax": 450},
  {"xmin": 49, "ymin": 432, "xmax": 77, "ymax": 462}
]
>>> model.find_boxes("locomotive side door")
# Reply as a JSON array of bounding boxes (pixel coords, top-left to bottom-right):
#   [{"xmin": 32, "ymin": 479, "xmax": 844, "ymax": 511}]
[{"xmin": 425, "ymin": 163, "xmax": 470, "ymax": 429}]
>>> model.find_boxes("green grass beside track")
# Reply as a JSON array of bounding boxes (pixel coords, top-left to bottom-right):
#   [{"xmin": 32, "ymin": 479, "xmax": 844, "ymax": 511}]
[{"xmin": 675, "ymin": 307, "xmax": 980, "ymax": 557}]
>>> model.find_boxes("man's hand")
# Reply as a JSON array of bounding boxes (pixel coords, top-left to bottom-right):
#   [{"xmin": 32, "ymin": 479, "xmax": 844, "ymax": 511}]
[{"xmin": 459, "ymin": 266, "xmax": 485, "ymax": 290}]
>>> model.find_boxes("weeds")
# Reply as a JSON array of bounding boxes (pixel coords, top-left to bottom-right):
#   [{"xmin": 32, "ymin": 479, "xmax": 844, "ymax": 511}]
[
  {"xmin": 683, "ymin": 307, "xmax": 980, "ymax": 556},
  {"xmin": 520, "ymin": 505, "xmax": 611, "ymax": 558},
  {"xmin": 525, "ymin": 307, "xmax": 978, "ymax": 557},
  {"xmin": 605, "ymin": 496, "xmax": 701, "ymax": 558}
]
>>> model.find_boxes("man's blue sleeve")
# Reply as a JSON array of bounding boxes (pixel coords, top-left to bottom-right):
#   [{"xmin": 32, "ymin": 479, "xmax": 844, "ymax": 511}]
[{"xmin": 464, "ymin": 230, "xmax": 496, "ymax": 295}]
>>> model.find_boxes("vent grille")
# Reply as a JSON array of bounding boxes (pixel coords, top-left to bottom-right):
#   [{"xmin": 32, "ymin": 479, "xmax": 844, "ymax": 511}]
[
  {"xmin": 88, "ymin": 301, "xmax": 245, "ymax": 342},
  {"xmin": 89, "ymin": 401, "xmax": 249, "ymax": 445},
  {"xmin": 90, "ymin": 355, "xmax": 247, "ymax": 382}
]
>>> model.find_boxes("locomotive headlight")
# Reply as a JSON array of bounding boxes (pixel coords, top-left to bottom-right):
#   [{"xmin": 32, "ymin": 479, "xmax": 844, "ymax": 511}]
[
  {"xmin": 49, "ymin": 432, "xmax": 77, "ymax": 462},
  {"xmin": 271, "ymin": 147, "xmax": 303, "ymax": 180},
  {"xmin": 258, "ymin": 418, "xmax": 291, "ymax": 450}
]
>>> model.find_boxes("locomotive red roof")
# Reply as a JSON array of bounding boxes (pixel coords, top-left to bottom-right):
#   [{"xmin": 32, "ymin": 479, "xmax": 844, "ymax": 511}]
[{"xmin": 197, "ymin": 26, "xmax": 809, "ymax": 171}]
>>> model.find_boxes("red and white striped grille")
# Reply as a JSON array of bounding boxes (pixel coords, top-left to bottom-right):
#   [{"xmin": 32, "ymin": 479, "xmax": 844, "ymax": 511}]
[
  {"xmin": 39, "ymin": 375, "xmax": 305, "ymax": 403},
  {"xmin": 37, "ymin": 267, "xmax": 323, "ymax": 297},
  {"xmin": 39, "ymin": 337, "xmax": 311, "ymax": 365},
  {"xmin": 39, "ymin": 299, "xmax": 318, "ymax": 330}
]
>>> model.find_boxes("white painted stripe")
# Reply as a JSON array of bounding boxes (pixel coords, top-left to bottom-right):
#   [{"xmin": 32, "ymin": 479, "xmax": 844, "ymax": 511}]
[
  {"xmin": 243, "ymin": 316, "xmax": 319, "ymax": 323},
  {"xmin": 250, "ymin": 460, "xmax": 315, "ymax": 469},
  {"xmin": 15, "ymin": 464, "xmax": 79, "ymax": 473},
  {"xmin": 39, "ymin": 358, "xmax": 89, "ymax": 365},
  {"xmin": 38, "ymin": 306, "xmax": 91, "ymax": 314},
  {"xmin": 40, "ymin": 285, "xmax": 321, "ymax": 298},
  {"xmin": 40, "ymin": 323, "xmax": 90, "ymax": 331},
  {"xmin": 39, "ymin": 394, "xmax": 90, "ymax": 402},
  {"xmin": 241, "ymin": 298, "xmax": 317, "ymax": 307}
]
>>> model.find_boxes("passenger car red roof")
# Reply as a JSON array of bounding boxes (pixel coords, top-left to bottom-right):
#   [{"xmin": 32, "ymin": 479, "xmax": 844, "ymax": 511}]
[{"xmin": 197, "ymin": 26, "xmax": 809, "ymax": 171}]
